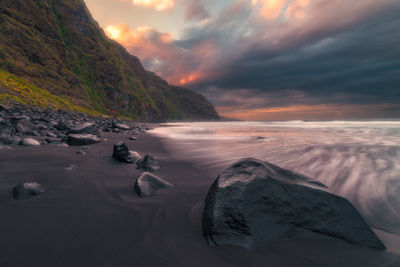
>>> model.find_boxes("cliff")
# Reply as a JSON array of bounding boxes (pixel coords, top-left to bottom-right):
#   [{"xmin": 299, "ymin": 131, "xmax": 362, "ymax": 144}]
[{"xmin": 0, "ymin": 0, "xmax": 219, "ymax": 121}]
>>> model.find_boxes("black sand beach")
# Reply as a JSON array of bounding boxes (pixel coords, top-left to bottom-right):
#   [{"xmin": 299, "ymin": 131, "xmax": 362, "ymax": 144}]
[{"xmin": 0, "ymin": 130, "xmax": 399, "ymax": 267}]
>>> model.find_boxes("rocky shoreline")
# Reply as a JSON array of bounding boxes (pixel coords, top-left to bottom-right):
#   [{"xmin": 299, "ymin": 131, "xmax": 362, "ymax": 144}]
[{"xmin": 0, "ymin": 104, "xmax": 149, "ymax": 147}]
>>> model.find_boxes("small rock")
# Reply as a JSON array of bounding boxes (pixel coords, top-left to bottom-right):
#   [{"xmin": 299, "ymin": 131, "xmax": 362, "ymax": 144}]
[
  {"xmin": 37, "ymin": 124, "xmax": 48, "ymax": 130},
  {"xmin": 0, "ymin": 103, "xmax": 10, "ymax": 111},
  {"xmin": 112, "ymin": 142, "xmax": 134, "ymax": 163},
  {"xmin": 13, "ymin": 182, "xmax": 45, "ymax": 200},
  {"xmin": 129, "ymin": 150, "xmax": 143, "ymax": 163},
  {"xmin": 68, "ymin": 122, "xmax": 99, "ymax": 135},
  {"xmin": 129, "ymin": 136, "xmax": 137, "ymax": 141},
  {"xmin": 19, "ymin": 138, "xmax": 41, "ymax": 146},
  {"xmin": 57, "ymin": 143, "xmax": 69, "ymax": 147},
  {"xmin": 112, "ymin": 121, "xmax": 131, "ymax": 131},
  {"xmin": 136, "ymin": 155, "xmax": 160, "ymax": 171},
  {"xmin": 67, "ymin": 134, "xmax": 101, "ymax": 146},
  {"xmin": 65, "ymin": 164, "xmax": 78, "ymax": 171},
  {"xmin": 55, "ymin": 121, "xmax": 71, "ymax": 131},
  {"xmin": 76, "ymin": 150, "xmax": 86, "ymax": 155},
  {"xmin": 0, "ymin": 135, "xmax": 21, "ymax": 145},
  {"xmin": 46, "ymin": 132, "xmax": 57, "ymax": 138},
  {"xmin": 15, "ymin": 119, "xmax": 34, "ymax": 134},
  {"xmin": 45, "ymin": 137, "xmax": 62, "ymax": 144},
  {"xmin": 134, "ymin": 172, "xmax": 174, "ymax": 197}
]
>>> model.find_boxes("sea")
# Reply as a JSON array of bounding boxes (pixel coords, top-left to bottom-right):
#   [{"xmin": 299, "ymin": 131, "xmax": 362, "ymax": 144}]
[{"xmin": 150, "ymin": 120, "xmax": 400, "ymax": 238}]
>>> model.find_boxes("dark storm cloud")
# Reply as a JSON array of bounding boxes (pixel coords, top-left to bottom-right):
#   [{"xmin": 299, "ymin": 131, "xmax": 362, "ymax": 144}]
[{"xmin": 191, "ymin": 4, "xmax": 400, "ymax": 108}]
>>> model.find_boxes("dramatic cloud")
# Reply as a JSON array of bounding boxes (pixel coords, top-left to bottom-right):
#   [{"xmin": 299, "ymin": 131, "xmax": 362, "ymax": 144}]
[
  {"xmin": 96, "ymin": 0, "xmax": 400, "ymax": 119},
  {"xmin": 105, "ymin": 23, "xmax": 221, "ymax": 85},
  {"xmin": 185, "ymin": 0, "xmax": 210, "ymax": 22}
]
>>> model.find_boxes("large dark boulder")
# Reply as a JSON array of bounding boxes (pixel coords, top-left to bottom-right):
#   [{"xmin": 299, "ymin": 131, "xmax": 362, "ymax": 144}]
[
  {"xmin": 67, "ymin": 134, "xmax": 101, "ymax": 146},
  {"xmin": 134, "ymin": 172, "xmax": 174, "ymax": 197},
  {"xmin": 202, "ymin": 158, "xmax": 385, "ymax": 250},
  {"xmin": 13, "ymin": 182, "xmax": 45, "ymax": 199},
  {"xmin": 136, "ymin": 155, "xmax": 160, "ymax": 172},
  {"xmin": 68, "ymin": 122, "xmax": 99, "ymax": 135}
]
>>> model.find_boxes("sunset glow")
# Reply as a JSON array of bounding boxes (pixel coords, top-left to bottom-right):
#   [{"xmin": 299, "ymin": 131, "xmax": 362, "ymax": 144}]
[{"xmin": 132, "ymin": 0, "xmax": 174, "ymax": 11}]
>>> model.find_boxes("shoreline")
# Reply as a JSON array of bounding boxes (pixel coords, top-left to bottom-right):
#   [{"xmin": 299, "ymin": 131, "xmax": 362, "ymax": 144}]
[{"xmin": 0, "ymin": 129, "xmax": 399, "ymax": 266}]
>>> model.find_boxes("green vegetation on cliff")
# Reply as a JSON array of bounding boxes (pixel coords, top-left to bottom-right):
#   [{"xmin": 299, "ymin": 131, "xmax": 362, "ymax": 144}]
[{"xmin": 0, "ymin": 0, "xmax": 219, "ymax": 121}]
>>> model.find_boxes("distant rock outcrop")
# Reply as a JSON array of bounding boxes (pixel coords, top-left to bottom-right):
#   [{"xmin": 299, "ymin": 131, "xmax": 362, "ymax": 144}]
[{"xmin": 202, "ymin": 158, "xmax": 385, "ymax": 250}]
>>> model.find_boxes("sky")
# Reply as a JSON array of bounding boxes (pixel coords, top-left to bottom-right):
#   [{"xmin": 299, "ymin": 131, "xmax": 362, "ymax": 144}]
[{"xmin": 84, "ymin": 0, "xmax": 400, "ymax": 120}]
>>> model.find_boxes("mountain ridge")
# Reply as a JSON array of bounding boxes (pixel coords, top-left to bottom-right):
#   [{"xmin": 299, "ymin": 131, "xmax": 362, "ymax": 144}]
[{"xmin": 0, "ymin": 0, "xmax": 219, "ymax": 121}]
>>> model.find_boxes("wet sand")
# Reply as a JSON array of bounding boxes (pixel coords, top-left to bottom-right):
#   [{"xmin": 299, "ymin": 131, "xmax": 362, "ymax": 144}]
[{"xmin": 0, "ymin": 130, "xmax": 399, "ymax": 267}]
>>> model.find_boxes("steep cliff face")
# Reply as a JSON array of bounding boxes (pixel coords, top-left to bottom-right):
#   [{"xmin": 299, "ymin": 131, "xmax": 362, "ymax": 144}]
[{"xmin": 0, "ymin": 0, "xmax": 219, "ymax": 121}]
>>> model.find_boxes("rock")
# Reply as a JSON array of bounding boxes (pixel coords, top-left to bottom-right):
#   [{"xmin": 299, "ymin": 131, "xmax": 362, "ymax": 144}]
[
  {"xmin": 25, "ymin": 130, "xmax": 41, "ymax": 136},
  {"xmin": 134, "ymin": 172, "xmax": 174, "ymax": 197},
  {"xmin": 19, "ymin": 138, "xmax": 41, "ymax": 146},
  {"xmin": 57, "ymin": 143, "xmax": 69, "ymax": 147},
  {"xmin": 129, "ymin": 150, "xmax": 143, "ymax": 163},
  {"xmin": 37, "ymin": 124, "xmax": 48, "ymax": 130},
  {"xmin": 65, "ymin": 164, "xmax": 78, "ymax": 171},
  {"xmin": 68, "ymin": 122, "xmax": 99, "ymax": 135},
  {"xmin": 45, "ymin": 137, "xmax": 62, "ymax": 144},
  {"xmin": 15, "ymin": 119, "xmax": 34, "ymax": 134},
  {"xmin": 129, "ymin": 136, "xmax": 137, "ymax": 141},
  {"xmin": 13, "ymin": 182, "xmax": 45, "ymax": 199},
  {"xmin": 67, "ymin": 134, "xmax": 101, "ymax": 146},
  {"xmin": 55, "ymin": 121, "xmax": 71, "ymax": 131},
  {"xmin": 46, "ymin": 132, "xmax": 57, "ymax": 138},
  {"xmin": 112, "ymin": 121, "xmax": 131, "ymax": 131},
  {"xmin": 0, "ymin": 103, "xmax": 10, "ymax": 111},
  {"xmin": 0, "ymin": 134, "xmax": 21, "ymax": 145},
  {"xmin": 76, "ymin": 150, "xmax": 86, "ymax": 155},
  {"xmin": 112, "ymin": 142, "xmax": 134, "ymax": 163},
  {"xmin": 136, "ymin": 155, "xmax": 160, "ymax": 172},
  {"xmin": 202, "ymin": 158, "xmax": 385, "ymax": 250}
]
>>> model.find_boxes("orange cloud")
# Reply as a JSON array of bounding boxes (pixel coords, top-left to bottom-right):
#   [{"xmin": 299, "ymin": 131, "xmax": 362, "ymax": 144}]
[
  {"xmin": 252, "ymin": 0, "xmax": 287, "ymax": 19},
  {"xmin": 131, "ymin": 0, "xmax": 174, "ymax": 11},
  {"xmin": 178, "ymin": 73, "xmax": 202, "ymax": 85}
]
